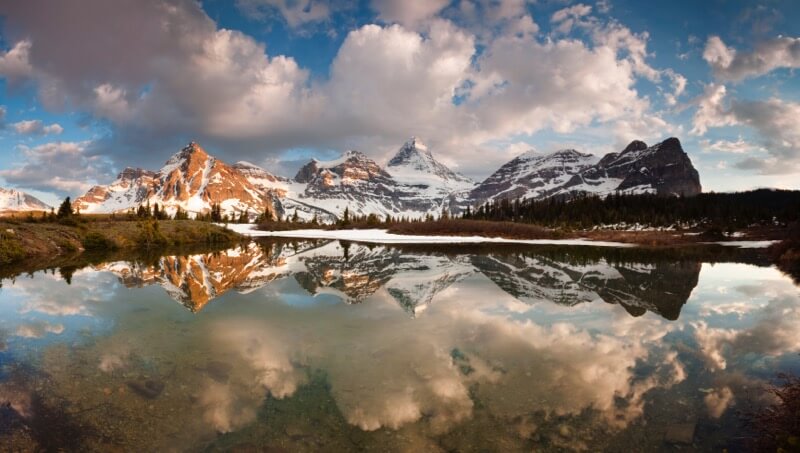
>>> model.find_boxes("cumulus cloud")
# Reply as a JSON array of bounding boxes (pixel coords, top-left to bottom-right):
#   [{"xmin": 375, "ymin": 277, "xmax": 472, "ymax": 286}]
[
  {"xmin": 704, "ymin": 35, "xmax": 800, "ymax": 82},
  {"xmin": 0, "ymin": 0, "xmax": 683, "ymax": 185},
  {"xmin": 691, "ymin": 83, "xmax": 800, "ymax": 173},
  {"xmin": 0, "ymin": 40, "xmax": 33, "ymax": 83},
  {"xmin": 11, "ymin": 119, "xmax": 63, "ymax": 135},
  {"xmin": 699, "ymin": 137, "xmax": 766, "ymax": 154},
  {"xmin": 0, "ymin": 141, "xmax": 116, "ymax": 194}
]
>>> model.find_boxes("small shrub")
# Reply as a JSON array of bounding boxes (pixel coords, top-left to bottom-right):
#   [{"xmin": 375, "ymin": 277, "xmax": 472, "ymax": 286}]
[
  {"xmin": 82, "ymin": 231, "xmax": 118, "ymax": 250},
  {"xmin": 136, "ymin": 220, "xmax": 169, "ymax": 248}
]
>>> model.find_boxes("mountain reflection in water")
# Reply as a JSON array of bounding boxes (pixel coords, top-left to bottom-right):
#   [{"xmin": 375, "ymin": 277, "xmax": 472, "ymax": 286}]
[
  {"xmin": 94, "ymin": 240, "xmax": 699, "ymax": 319},
  {"xmin": 0, "ymin": 240, "xmax": 797, "ymax": 451}
]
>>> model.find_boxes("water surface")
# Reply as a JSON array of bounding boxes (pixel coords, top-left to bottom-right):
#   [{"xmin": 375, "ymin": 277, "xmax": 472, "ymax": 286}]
[{"xmin": 0, "ymin": 240, "xmax": 798, "ymax": 451}]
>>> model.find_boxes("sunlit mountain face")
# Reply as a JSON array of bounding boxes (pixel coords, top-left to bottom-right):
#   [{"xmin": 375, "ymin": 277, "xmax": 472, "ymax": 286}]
[{"xmin": 0, "ymin": 240, "xmax": 797, "ymax": 450}]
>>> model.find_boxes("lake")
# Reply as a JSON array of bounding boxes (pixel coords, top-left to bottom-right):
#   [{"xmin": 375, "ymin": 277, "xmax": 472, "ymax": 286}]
[{"xmin": 0, "ymin": 239, "xmax": 798, "ymax": 451}]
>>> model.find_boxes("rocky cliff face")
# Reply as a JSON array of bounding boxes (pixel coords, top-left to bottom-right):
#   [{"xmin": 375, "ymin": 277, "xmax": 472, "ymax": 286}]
[
  {"xmin": 75, "ymin": 142, "xmax": 277, "ymax": 218},
  {"xmin": 559, "ymin": 138, "xmax": 701, "ymax": 197},
  {"xmin": 470, "ymin": 149, "xmax": 598, "ymax": 204},
  {"xmin": 0, "ymin": 187, "xmax": 51, "ymax": 212},
  {"xmin": 73, "ymin": 168, "xmax": 157, "ymax": 213}
]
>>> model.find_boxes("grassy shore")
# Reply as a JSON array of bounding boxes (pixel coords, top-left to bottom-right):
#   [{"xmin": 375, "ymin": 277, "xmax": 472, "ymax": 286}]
[{"xmin": 0, "ymin": 219, "xmax": 242, "ymax": 267}]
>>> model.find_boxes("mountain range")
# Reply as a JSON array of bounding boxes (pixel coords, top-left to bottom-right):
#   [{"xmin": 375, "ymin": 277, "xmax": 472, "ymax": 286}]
[{"xmin": 1, "ymin": 136, "xmax": 701, "ymax": 220}]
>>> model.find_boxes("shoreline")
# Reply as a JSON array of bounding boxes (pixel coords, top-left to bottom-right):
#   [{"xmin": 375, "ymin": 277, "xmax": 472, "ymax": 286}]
[
  {"xmin": 223, "ymin": 223, "xmax": 782, "ymax": 248},
  {"xmin": 0, "ymin": 219, "xmax": 242, "ymax": 268}
]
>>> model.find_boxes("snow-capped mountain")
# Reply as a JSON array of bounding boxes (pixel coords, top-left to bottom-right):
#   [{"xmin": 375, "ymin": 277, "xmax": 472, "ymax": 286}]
[
  {"xmin": 0, "ymin": 187, "xmax": 51, "ymax": 212},
  {"xmin": 470, "ymin": 149, "xmax": 598, "ymax": 204},
  {"xmin": 75, "ymin": 142, "xmax": 278, "ymax": 218},
  {"xmin": 562, "ymin": 137, "xmax": 702, "ymax": 197},
  {"xmin": 170, "ymin": 139, "xmax": 474, "ymax": 221},
  {"xmin": 72, "ymin": 136, "xmax": 701, "ymax": 220},
  {"xmin": 387, "ymin": 137, "xmax": 475, "ymax": 213},
  {"xmin": 471, "ymin": 138, "xmax": 701, "ymax": 205},
  {"xmin": 73, "ymin": 167, "xmax": 157, "ymax": 213}
]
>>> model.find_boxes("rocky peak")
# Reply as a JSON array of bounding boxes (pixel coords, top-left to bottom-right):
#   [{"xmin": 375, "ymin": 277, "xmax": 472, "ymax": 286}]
[
  {"xmin": 388, "ymin": 137, "xmax": 432, "ymax": 166},
  {"xmin": 232, "ymin": 161, "xmax": 287, "ymax": 184},
  {"xmin": 118, "ymin": 167, "xmax": 157, "ymax": 181},
  {"xmin": 162, "ymin": 142, "xmax": 211, "ymax": 175},
  {"xmin": 386, "ymin": 137, "xmax": 473, "ymax": 189},
  {"xmin": 622, "ymin": 140, "xmax": 648, "ymax": 154}
]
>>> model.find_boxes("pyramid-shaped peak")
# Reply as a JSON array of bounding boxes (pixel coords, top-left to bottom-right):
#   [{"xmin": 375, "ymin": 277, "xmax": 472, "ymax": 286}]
[
  {"xmin": 621, "ymin": 140, "xmax": 648, "ymax": 154},
  {"xmin": 162, "ymin": 141, "xmax": 213, "ymax": 173},
  {"xmin": 404, "ymin": 136, "xmax": 429, "ymax": 152},
  {"xmin": 180, "ymin": 141, "xmax": 208, "ymax": 156},
  {"xmin": 389, "ymin": 137, "xmax": 436, "ymax": 167}
]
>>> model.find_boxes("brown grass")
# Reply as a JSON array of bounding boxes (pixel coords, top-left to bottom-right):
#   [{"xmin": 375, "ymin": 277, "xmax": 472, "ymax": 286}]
[
  {"xmin": 0, "ymin": 220, "xmax": 242, "ymax": 267},
  {"xmin": 742, "ymin": 372, "xmax": 800, "ymax": 451},
  {"xmin": 385, "ymin": 219, "xmax": 559, "ymax": 239}
]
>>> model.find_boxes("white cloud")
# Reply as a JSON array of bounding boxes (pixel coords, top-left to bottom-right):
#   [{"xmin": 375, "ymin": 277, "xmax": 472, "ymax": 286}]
[
  {"xmin": 551, "ymin": 4, "xmax": 593, "ymax": 34},
  {"xmin": 0, "ymin": 40, "xmax": 33, "ymax": 83},
  {"xmin": 11, "ymin": 119, "xmax": 63, "ymax": 135},
  {"xmin": 691, "ymin": 83, "xmax": 800, "ymax": 173},
  {"xmin": 0, "ymin": 0, "xmax": 683, "ymax": 183},
  {"xmin": 0, "ymin": 141, "xmax": 115, "ymax": 194},
  {"xmin": 704, "ymin": 35, "xmax": 800, "ymax": 82},
  {"xmin": 700, "ymin": 137, "xmax": 765, "ymax": 154}
]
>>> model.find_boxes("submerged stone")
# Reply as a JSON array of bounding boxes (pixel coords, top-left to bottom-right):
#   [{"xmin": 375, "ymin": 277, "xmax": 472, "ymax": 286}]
[
  {"xmin": 126, "ymin": 379, "xmax": 165, "ymax": 399},
  {"xmin": 664, "ymin": 423, "xmax": 695, "ymax": 444}
]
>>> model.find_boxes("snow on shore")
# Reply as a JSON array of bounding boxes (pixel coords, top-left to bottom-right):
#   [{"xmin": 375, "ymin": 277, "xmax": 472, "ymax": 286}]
[
  {"xmin": 704, "ymin": 240, "xmax": 780, "ymax": 248},
  {"xmin": 222, "ymin": 224, "xmax": 635, "ymax": 247}
]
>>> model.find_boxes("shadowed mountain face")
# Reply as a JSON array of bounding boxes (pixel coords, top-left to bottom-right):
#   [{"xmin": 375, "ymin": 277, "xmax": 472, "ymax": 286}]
[
  {"xmin": 470, "ymin": 254, "xmax": 700, "ymax": 320},
  {"xmin": 93, "ymin": 241, "xmax": 701, "ymax": 320}
]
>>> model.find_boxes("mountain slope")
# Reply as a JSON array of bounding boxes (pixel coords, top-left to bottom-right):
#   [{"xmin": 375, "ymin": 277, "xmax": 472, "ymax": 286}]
[
  {"xmin": 562, "ymin": 137, "xmax": 701, "ymax": 197},
  {"xmin": 386, "ymin": 137, "xmax": 475, "ymax": 213},
  {"xmin": 75, "ymin": 143, "xmax": 277, "ymax": 218},
  {"xmin": 471, "ymin": 137, "xmax": 701, "ymax": 205},
  {"xmin": 470, "ymin": 149, "xmax": 598, "ymax": 204},
  {"xmin": 0, "ymin": 187, "xmax": 51, "ymax": 212}
]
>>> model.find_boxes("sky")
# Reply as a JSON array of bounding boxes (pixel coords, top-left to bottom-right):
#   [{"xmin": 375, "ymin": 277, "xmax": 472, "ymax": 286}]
[{"xmin": 0, "ymin": 0, "xmax": 798, "ymax": 205}]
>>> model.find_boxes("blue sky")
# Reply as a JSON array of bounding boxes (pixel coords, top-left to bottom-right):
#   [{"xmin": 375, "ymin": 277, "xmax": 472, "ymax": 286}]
[{"xmin": 0, "ymin": 0, "xmax": 798, "ymax": 205}]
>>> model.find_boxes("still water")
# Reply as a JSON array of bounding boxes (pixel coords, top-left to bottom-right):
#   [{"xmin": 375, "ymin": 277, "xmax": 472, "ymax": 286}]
[{"xmin": 0, "ymin": 240, "xmax": 798, "ymax": 451}]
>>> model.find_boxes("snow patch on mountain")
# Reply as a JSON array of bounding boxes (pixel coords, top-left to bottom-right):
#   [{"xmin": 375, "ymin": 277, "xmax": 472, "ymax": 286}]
[{"xmin": 0, "ymin": 187, "xmax": 51, "ymax": 212}]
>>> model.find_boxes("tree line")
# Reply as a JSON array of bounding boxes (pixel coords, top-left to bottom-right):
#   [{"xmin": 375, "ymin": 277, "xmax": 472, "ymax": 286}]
[
  {"xmin": 462, "ymin": 189, "xmax": 800, "ymax": 229},
  {"xmin": 30, "ymin": 188, "xmax": 800, "ymax": 230}
]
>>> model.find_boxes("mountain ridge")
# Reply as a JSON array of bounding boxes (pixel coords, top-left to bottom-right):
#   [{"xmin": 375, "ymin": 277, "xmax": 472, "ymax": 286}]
[
  {"xmin": 71, "ymin": 137, "xmax": 702, "ymax": 220},
  {"xmin": 0, "ymin": 187, "xmax": 51, "ymax": 212}
]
